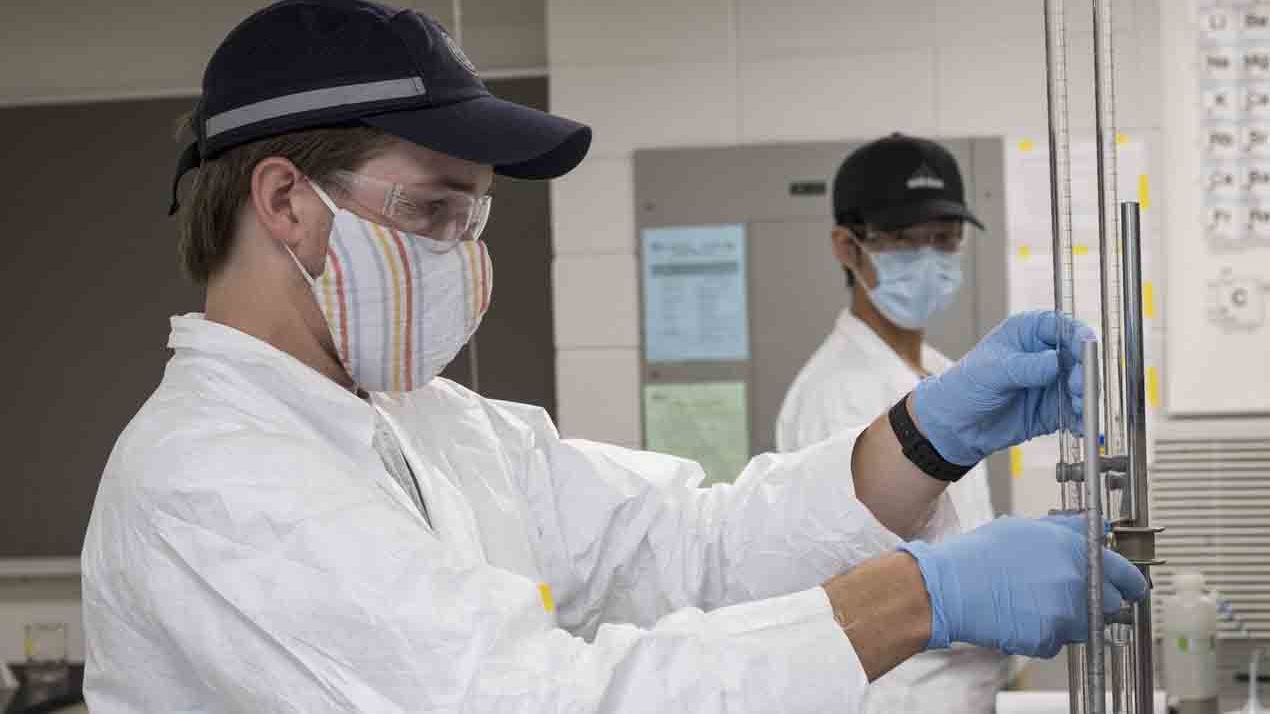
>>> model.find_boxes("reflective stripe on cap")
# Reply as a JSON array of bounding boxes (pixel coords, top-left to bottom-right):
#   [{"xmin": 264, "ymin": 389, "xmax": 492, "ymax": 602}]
[{"xmin": 204, "ymin": 77, "xmax": 427, "ymax": 140}]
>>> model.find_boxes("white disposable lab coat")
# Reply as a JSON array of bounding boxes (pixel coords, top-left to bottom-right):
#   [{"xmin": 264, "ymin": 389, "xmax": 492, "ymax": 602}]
[
  {"xmin": 776, "ymin": 308, "xmax": 1007, "ymax": 714},
  {"xmin": 82, "ymin": 314, "xmax": 962, "ymax": 713}
]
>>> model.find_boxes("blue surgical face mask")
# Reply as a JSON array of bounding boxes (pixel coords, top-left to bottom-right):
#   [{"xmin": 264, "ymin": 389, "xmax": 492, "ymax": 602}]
[{"xmin": 861, "ymin": 244, "xmax": 963, "ymax": 330}]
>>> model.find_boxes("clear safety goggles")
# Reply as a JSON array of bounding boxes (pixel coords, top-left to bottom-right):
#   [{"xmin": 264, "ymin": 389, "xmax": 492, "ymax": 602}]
[
  {"xmin": 858, "ymin": 221, "xmax": 965, "ymax": 253},
  {"xmin": 328, "ymin": 170, "xmax": 492, "ymax": 252}
]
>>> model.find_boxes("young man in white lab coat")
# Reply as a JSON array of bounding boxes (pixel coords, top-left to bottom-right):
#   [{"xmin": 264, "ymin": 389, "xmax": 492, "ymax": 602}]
[
  {"xmin": 80, "ymin": 4, "xmax": 1148, "ymax": 712},
  {"xmin": 777, "ymin": 134, "xmax": 1005, "ymax": 713}
]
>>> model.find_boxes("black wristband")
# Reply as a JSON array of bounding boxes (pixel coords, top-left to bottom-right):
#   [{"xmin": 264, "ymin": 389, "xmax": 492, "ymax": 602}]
[{"xmin": 887, "ymin": 396, "xmax": 974, "ymax": 483}]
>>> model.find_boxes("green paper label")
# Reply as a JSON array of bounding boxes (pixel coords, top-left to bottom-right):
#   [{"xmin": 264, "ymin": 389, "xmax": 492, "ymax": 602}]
[{"xmin": 1174, "ymin": 636, "xmax": 1217, "ymax": 653}]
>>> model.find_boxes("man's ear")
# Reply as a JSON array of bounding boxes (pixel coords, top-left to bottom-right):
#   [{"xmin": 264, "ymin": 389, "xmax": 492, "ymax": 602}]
[
  {"xmin": 831, "ymin": 225, "xmax": 861, "ymax": 271},
  {"xmin": 250, "ymin": 157, "xmax": 312, "ymax": 250},
  {"xmin": 249, "ymin": 157, "xmax": 332, "ymax": 276}
]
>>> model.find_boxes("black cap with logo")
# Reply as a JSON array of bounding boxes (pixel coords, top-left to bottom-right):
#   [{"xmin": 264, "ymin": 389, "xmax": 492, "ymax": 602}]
[
  {"xmin": 832, "ymin": 133, "xmax": 983, "ymax": 231},
  {"xmin": 170, "ymin": 0, "xmax": 591, "ymax": 213}
]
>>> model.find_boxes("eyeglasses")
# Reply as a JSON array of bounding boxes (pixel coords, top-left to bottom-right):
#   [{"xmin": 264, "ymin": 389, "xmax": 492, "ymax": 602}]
[
  {"xmin": 858, "ymin": 221, "xmax": 966, "ymax": 253},
  {"xmin": 327, "ymin": 170, "xmax": 492, "ymax": 251}
]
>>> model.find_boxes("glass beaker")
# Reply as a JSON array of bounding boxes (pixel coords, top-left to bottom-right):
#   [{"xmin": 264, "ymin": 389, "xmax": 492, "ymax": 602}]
[{"xmin": 22, "ymin": 622, "xmax": 69, "ymax": 688}]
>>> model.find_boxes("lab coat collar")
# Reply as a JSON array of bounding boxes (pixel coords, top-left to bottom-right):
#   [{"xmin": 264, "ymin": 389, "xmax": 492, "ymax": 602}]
[
  {"xmin": 832, "ymin": 307, "xmax": 950, "ymax": 379},
  {"xmin": 833, "ymin": 308, "xmax": 906, "ymax": 370},
  {"xmin": 167, "ymin": 313, "xmax": 377, "ymax": 450}
]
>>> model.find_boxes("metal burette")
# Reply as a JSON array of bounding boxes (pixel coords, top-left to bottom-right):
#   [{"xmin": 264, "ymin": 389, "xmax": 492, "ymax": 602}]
[{"xmin": 1042, "ymin": 0, "xmax": 1163, "ymax": 712}]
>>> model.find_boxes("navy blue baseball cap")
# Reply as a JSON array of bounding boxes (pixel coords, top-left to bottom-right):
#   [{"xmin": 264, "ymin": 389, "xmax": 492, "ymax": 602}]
[
  {"xmin": 832, "ymin": 133, "xmax": 983, "ymax": 231},
  {"xmin": 170, "ymin": 0, "xmax": 591, "ymax": 213}
]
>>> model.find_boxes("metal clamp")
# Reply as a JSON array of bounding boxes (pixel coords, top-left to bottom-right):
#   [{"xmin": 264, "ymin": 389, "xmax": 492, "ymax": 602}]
[
  {"xmin": 1056, "ymin": 455, "xmax": 1129, "ymax": 484},
  {"xmin": 1111, "ymin": 525, "xmax": 1164, "ymax": 565}
]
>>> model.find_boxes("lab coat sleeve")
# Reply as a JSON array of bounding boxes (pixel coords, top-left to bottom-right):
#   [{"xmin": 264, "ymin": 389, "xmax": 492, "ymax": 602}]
[
  {"xmin": 92, "ymin": 433, "xmax": 869, "ymax": 713},
  {"xmin": 488, "ymin": 400, "xmax": 956, "ymax": 639}
]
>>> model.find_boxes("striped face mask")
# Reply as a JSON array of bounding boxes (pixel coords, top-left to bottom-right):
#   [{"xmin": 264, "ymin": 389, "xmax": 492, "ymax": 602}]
[{"xmin": 288, "ymin": 182, "xmax": 492, "ymax": 392}]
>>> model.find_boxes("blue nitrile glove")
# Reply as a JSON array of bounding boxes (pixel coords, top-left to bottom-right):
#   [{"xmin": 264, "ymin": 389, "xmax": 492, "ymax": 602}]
[
  {"xmin": 911, "ymin": 310, "xmax": 1096, "ymax": 466},
  {"xmin": 898, "ymin": 515, "xmax": 1149, "ymax": 658}
]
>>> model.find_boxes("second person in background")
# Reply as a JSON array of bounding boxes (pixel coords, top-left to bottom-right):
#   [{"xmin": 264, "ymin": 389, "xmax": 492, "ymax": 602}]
[{"xmin": 777, "ymin": 133, "xmax": 1005, "ymax": 713}]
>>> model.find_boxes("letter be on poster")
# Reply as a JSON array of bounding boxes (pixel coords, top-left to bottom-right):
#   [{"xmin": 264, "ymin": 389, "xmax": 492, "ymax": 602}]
[{"xmin": 641, "ymin": 225, "xmax": 749, "ymax": 363}]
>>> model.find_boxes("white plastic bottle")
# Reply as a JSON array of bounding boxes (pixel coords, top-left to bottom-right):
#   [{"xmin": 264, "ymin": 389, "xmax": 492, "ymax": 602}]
[{"xmin": 1163, "ymin": 570, "xmax": 1220, "ymax": 706}]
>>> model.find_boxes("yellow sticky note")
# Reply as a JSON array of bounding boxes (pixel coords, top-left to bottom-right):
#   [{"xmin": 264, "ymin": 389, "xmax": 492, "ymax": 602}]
[
  {"xmin": 1138, "ymin": 174, "xmax": 1151, "ymax": 210},
  {"xmin": 1010, "ymin": 447, "xmax": 1024, "ymax": 479},
  {"xmin": 1019, "ymin": 139, "xmax": 1035, "ymax": 152},
  {"xmin": 539, "ymin": 583, "xmax": 555, "ymax": 613},
  {"xmin": 1074, "ymin": 244, "xmax": 1091, "ymax": 256},
  {"xmin": 1017, "ymin": 245, "xmax": 1032, "ymax": 259},
  {"xmin": 1116, "ymin": 132, "xmax": 1130, "ymax": 146},
  {"xmin": 1143, "ymin": 282, "xmax": 1156, "ymax": 320},
  {"xmin": 1147, "ymin": 367, "xmax": 1161, "ymax": 409}
]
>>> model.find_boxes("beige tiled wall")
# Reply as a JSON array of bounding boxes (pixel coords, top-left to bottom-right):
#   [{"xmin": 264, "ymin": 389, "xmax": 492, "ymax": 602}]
[
  {"xmin": 555, "ymin": 349, "xmax": 643, "ymax": 449},
  {"xmin": 552, "ymin": 254, "xmax": 641, "ymax": 348},
  {"xmin": 550, "ymin": 157, "xmax": 637, "ymax": 255},
  {"xmin": 738, "ymin": 50, "xmax": 939, "ymax": 141}
]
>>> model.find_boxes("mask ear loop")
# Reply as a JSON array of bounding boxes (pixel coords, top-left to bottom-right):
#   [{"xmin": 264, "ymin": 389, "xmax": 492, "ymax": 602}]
[
  {"xmin": 284, "ymin": 178, "xmax": 341, "ymax": 287},
  {"xmin": 307, "ymin": 178, "xmax": 341, "ymax": 215},
  {"xmin": 848, "ymin": 229, "xmax": 874, "ymax": 270}
]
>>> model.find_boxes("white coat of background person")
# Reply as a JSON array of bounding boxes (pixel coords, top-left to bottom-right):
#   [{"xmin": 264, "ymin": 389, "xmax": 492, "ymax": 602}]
[
  {"xmin": 80, "ymin": 3, "xmax": 1149, "ymax": 712},
  {"xmin": 777, "ymin": 134, "xmax": 1004, "ymax": 713}
]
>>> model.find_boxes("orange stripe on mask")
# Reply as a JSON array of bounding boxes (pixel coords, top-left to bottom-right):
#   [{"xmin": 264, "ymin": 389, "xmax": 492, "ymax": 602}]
[
  {"xmin": 326, "ymin": 252, "xmax": 351, "ymax": 362},
  {"xmin": 477, "ymin": 242, "xmax": 490, "ymax": 314},
  {"xmin": 461, "ymin": 242, "xmax": 482, "ymax": 328},
  {"xmin": 384, "ymin": 228, "xmax": 416, "ymax": 391},
  {"xmin": 369, "ymin": 222, "xmax": 406, "ymax": 392}
]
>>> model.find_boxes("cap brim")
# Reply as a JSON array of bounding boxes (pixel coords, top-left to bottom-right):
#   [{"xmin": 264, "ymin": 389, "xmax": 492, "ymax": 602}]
[
  {"xmin": 362, "ymin": 94, "xmax": 592, "ymax": 180},
  {"xmin": 865, "ymin": 198, "xmax": 985, "ymax": 231}
]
